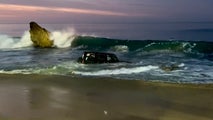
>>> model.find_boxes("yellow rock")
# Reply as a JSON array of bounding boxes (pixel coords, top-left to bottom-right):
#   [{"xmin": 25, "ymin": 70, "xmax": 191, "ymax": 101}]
[{"xmin": 29, "ymin": 21, "xmax": 53, "ymax": 48}]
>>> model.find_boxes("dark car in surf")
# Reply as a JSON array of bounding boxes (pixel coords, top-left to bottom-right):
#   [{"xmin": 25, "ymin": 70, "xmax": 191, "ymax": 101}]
[{"xmin": 78, "ymin": 52, "xmax": 120, "ymax": 64}]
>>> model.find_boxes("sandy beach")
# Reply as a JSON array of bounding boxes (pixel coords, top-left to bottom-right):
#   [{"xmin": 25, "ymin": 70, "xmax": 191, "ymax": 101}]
[{"xmin": 0, "ymin": 73, "xmax": 213, "ymax": 120}]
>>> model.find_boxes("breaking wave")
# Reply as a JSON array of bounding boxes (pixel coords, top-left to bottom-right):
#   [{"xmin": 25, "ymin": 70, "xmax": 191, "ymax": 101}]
[
  {"xmin": 0, "ymin": 28, "xmax": 76, "ymax": 49},
  {"xmin": 0, "ymin": 32, "xmax": 32, "ymax": 49},
  {"xmin": 71, "ymin": 36, "xmax": 213, "ymax": 55},
  {"xmin": 73, "ymin": 65, "xmax": 158, "ymax": 76},
  {"xmin": 1, "ymin": 28, "xmax": 213, "ymax": 56},
  {"xmin": 51, "ymin": 28, "xmax": 76, "ymax": 48}
]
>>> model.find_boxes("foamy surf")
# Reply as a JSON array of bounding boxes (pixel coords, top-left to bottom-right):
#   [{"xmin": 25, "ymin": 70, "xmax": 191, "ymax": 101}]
[
  {"xmin": 73, "ymin": 65, "xmax": 158, "ymax": 76},
  {"xmin": 0, "ymin": 32, "xmax": 32, "ymax": 49},
  {"xmin": 110, "ymin": 45, "xmax": 129, "ymax": 52},
  {"xmin": 51, "ymin": 28, "xmax": 76, "ymax": 48},
  {"xmin": 0, "ymin": 28, "xmax": 76, "ymax": 49}
]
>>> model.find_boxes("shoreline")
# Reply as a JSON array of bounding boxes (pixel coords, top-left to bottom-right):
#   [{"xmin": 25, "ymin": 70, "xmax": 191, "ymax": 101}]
[
  {"xmin": 0, "ymin": 73, "xmax": 213, "ymax": 89},
  {"xmin": 0, "ymin": 73, "xmax": 213, "ymax": 120}
]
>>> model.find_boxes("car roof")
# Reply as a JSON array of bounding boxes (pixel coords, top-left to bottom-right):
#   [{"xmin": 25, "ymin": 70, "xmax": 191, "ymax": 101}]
[{"xmin": 84, "ymin": 51, "xmax": 115, "ymax": 56}]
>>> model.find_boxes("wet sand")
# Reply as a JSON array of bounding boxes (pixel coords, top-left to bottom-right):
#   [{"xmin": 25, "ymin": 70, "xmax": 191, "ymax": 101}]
[{"xmin": 0, "ymin": 74, "xmax": 213, "ymax": 120}]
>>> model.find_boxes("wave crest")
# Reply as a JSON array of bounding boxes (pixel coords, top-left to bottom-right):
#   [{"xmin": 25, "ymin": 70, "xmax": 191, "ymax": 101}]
[
  {"xmin": 51, "ymin": 28, "xmax": 76, "ymax": 48},
  {"xmin": 110, "ymin": 45, "xmax": 129, "ymax": 52},
  {"xmin": 0, "ymin": 27, "xmax": 76, "ymax": 49},
  {"xmin": 73, "ymin": 65, "xmax": 158, "ymax": 76},
  {"xmin": 0, "ymin": 32, "xmax": 32, "ymax": 49}
]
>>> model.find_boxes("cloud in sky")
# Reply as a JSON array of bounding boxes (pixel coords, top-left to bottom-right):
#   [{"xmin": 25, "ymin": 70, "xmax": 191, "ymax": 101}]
[
  {"xmin": 0, "ymin": 2, "xmax": 150, "ymax": 23},
  {"xmin": 0, "ymin": 0, "xmax": 213, "ymax": 23},
  {"xmin": 0, "ymin": 4, "xmax": 128, "ymax": 16}
]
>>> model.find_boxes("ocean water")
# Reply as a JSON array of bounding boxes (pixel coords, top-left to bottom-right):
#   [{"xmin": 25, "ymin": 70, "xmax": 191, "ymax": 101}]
[{"xmin": 0, "ymin": 23, "xmax": 213, "ymax": 84}]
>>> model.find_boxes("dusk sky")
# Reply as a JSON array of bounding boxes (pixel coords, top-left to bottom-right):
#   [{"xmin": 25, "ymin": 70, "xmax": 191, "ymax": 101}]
[{"xmin": 0, "ymin": 0, "xmax": 213, "ymax": 23}]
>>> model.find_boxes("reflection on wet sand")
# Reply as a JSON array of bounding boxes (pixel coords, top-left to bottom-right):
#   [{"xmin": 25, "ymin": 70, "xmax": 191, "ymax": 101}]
[
  {"xmin": 0, "ymin": 85, "xmax": 30, "ymax": 119},
  {"xmin": 0, "ymin": 74, "xmax": 213, "ymax": 120}
]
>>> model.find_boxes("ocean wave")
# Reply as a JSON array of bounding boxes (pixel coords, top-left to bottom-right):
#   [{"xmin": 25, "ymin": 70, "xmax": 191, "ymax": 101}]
[
  {"xmin": 1, "ymin": 30, "xmax": 213, "ymax": 56},
  {"xmin": 0, "ymin": 61, "xmax": 212, "ymax": 84},
  {"xmin": 73, "ymin": 65, "xmax": 158, "ymax": 76},
  {"xmin": 71, "ymin": 36, "xmax": 213, "ymax": 55},
  {"xmin": 110, "ymin": 45, "xmax": 129, "ymax": 52},
  {"xmin": 0, "ymin": 32, "xmax": 32, "ymax": 49},
  {"xmin": 51, "ymin": 28, "xmax": 76, "ymax": 48},
  {"xmin": 0, "ymin": 28, "xmax": 77, "ymax": 49}
]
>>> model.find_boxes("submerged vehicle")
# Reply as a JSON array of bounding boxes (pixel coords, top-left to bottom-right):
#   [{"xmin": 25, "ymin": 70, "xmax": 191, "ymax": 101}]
[{"xmin": 78, "ymin": 52, "xmax": 120, "ymax": 64}]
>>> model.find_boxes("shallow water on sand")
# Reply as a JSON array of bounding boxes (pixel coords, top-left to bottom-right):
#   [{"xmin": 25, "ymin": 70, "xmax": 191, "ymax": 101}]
[{"xmin": 0, "ymin": 74, "xmax": 213, "ymax": 120}]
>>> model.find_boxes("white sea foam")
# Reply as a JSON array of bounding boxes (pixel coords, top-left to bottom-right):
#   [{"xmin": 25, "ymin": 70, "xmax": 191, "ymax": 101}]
[
  {"xmin": 0, "ymin": 34, "xmax": 15, "ymax": 49},
  {"xmin": 73, "ymin": 65, "xmax": 158, "ymax": 76},
  {"xmin": 0, "ymin": 69, "xmax": 32, "ymax": 74},
  {"xmin": 50, "ymin": 28, "xmax": 76, "ymax": 48},
  {"xmin": 0, "ymin": 32, "xmax": 32, "ymax": 49},
  {"xmin": 0, "ymin": 27, "xmax": 76, "ymax": 49},
  {"xmin": 110, "ymin": 45, "xmax": 129, "ymax": 52},
  {"xmin": 12, "ymin": 31, "xmax": 32, "ymax": 48}
]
